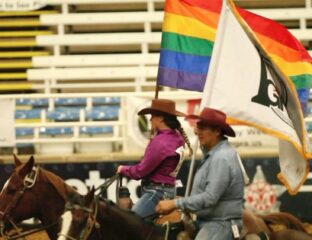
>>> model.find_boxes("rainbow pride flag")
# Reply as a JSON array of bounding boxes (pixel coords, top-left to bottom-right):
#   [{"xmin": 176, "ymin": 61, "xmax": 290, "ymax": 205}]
[
  {"xmin": 238, "ymin": 8, "xmax": 312, "ymax": 113},
  {"xmin": 157, "ymin": 0, "xmax": 312, "ymax": 113}
]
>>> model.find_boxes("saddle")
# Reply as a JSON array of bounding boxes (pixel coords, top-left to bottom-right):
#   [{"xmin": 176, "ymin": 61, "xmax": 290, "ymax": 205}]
[{"xmin": 155, "ymin": 209, "xmax": 182, "ymax": 225}]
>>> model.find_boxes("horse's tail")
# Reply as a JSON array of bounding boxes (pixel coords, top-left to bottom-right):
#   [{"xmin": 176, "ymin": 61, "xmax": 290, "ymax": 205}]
[{"xmin": 258, "ymin": 212, "xmax": 307, "ymax": 233}]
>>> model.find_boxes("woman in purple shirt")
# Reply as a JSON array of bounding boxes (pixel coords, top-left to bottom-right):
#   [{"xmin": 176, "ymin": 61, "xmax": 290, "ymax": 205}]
[{"xmin": 117, "ymin": 98, "xmax": 193, "ymax": 218}]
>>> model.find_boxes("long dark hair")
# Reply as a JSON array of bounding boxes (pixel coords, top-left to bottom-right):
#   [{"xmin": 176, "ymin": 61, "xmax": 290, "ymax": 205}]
[{"xmin": 163, "ymin": 114, "xmax": 193, "ymax": 156}]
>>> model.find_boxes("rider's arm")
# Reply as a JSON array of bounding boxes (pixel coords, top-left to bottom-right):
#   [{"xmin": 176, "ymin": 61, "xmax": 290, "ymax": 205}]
[
  {"xmin": 176, "ymin": 152, "xmax": 232, "ymax": 212},
  {"xmin": 120, "ymin": 137, "xmax": 166, "ymax": 179}
]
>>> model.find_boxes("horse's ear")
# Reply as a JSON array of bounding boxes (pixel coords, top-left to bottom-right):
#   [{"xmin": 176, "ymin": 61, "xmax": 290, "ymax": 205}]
[
  {"xmin": 84, "ymin": 187, "xmax": 95, "ymax": 205},
  {"xmin": 19, "ymin": 156, "xmax": 35, "ymax": 177},
  {"xmin": 13, "ymin": 153, "xmax": 22, "ymax": 167}
]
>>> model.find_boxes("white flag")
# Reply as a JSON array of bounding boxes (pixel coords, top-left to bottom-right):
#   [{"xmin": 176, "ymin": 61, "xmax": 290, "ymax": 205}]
[{"xmin": 201, "ymin": 0, "xmax": 311, "ymax": 195}]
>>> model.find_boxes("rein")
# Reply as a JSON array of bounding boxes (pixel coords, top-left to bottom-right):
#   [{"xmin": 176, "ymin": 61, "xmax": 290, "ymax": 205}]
[
  {"xmin": 0, "ymin": 211, "xmax": 22, "ymax": 238},
  {"xmin": 0, "ymin": 221, "xmax": 59, "ymax": 240},
  {"xmin": 95, "ymin": 173, "xmax": 120, "ymax": 195}
]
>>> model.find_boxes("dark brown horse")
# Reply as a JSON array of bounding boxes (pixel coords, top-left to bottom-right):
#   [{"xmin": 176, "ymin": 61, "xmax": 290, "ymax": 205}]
[
  {"xmin": 65, "ymin": 187, "xmax": 311, "ymax": 240},
  {"xmin": 0, "ymin": 155, "xmax": 77, "ymax": 240},
  {"xmin": 64, "ymin": 188, "xmax": 192, "ymax": 240},
  {"xmin": 242, "ymin": 209, "xmax": 312, "ymax": 240}
]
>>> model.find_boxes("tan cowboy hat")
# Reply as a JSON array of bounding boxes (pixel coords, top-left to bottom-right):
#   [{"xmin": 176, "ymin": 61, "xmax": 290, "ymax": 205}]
[
  {"xmin": 138, "ymin": 99, "xmax": 186, "ymax": 117},
  {"xmin": 186, "ymin": 107, "xmax": 235, "ymax": 137}
]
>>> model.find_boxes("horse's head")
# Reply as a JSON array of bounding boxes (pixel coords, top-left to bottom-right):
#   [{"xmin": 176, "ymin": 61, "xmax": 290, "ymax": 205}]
[
  {"xmin": 0, "ymin": 155, "xmax": 38, "ymax": 226},
  {"xmin": 65, "ymin": 187, "xmax": 101, "ymax": 240},
  {"xmin": 66, "ymin": 187, "xmax": 142, "ymax": 240},
  {"xmin": 0, "ymin": 155, "xmax": 77, "ymax": 240}
]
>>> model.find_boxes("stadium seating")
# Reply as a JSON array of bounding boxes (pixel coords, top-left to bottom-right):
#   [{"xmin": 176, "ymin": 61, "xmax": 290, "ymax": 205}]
[
  {"xmin": 23, "ymin": 0, "xmax": 312, "ymax": 93},
  {"xmin": 12, "ymin": 95, "xmax": 123, "ymax": 154}
]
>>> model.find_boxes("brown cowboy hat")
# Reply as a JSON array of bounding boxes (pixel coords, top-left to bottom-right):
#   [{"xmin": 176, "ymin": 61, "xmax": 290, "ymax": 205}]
[
  {"xmin": 138, "ymin": 99, "xmax": 186, "ymax": 117},
  {"xmin": 186, "ymin": 107, "xmax": 235, "ymax": 137}
]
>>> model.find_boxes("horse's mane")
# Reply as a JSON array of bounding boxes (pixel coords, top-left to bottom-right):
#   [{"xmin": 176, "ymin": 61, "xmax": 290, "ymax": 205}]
[
  {"xmin": 10, "ymin": 155, "xmax": 76, "ymax": 203},
  {"xmin": 39, "ymin": 168, "xmax": 77, "ymax": 202},
  {"xmin": 258, "ymin": 212, "xmax": 307, "ymax": 233}
]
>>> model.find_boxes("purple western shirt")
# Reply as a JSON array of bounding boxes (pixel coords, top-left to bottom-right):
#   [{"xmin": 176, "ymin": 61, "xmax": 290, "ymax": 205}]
[{"xmin": 120, "ymin": 129, "xmax": 185, "ymax": 185}]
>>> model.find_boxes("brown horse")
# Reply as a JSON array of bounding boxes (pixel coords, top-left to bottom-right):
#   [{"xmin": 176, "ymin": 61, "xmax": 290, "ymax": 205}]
[
  {"xmin": 242, "ymin": 209, "xmax": 312, "ymax": 240},
  {"xmin": 0, "ymin": 155, "xmax": 77, "ymax": 240},
  {"xmin": 268, "ymin": 229, "xmax": 312, "ymax": 240},
  {"xmin": 245, "ymin": 229, "xmax": 312, "ymax": 240},
  {"xmin": 64, "ymin": 188, "xmax": 193, "ymax": 240}
]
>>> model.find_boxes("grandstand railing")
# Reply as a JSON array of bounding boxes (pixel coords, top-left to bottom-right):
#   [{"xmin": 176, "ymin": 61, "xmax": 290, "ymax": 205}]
[
  {"xmin": 0, "ymin": 91, "xmax": 201, "ymax": 155},
  {"xmin": 1, "ymin": 91, "xmax": 312, "ymax": 158}
]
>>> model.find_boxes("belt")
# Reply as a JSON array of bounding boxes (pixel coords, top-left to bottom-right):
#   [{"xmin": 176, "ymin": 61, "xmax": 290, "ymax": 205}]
[{"xmin": 142, "ymin": 180, "xmax": 174, "ymax": 188}]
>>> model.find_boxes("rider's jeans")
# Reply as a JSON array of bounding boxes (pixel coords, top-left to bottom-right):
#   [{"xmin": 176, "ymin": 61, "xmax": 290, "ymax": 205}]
[
  {"xmin": 195, "ymin": 219, "xmax": 242, "ymax": 240},
  {"xmin": 132, "ymin": 183, "xmax": 175, "ymax": 218}
]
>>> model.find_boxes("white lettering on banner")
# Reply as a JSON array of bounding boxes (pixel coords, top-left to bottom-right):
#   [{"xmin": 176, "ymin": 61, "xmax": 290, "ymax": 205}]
[
  {"xmin": 0, "ymin": 0, "xmax": 45, "ymax": 11},
  {"xmin": 0, "ymin": 99, "xmax": 15, "ymax": 147},
  {"xmin": 229, "ymin": 126, "xmax": 278, "ymax": 149},
  {"xmin": 85, "ymin": 171, "xmax": 105, "ymax": 190},
  {"xmin": 65, "ymin": 170, "xmax": 141, "ymax": 203},
  {"xmin": 65, "ymin": 179, "xmax": 88, "ymax": 195}
]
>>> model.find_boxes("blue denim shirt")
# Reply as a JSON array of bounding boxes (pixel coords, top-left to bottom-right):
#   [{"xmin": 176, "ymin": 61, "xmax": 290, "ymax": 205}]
[{"xmin": 176, "ymin": 139, "xmax": 244, "ymax": 220}]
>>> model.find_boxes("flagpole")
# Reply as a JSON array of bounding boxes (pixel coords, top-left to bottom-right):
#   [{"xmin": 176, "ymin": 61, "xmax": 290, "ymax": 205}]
[
  {"xmin": 184, "ymin": 139, "xmax": 199, "ymax": 196},
  {"xmin": 154, "ymin": 84, "xmax": 160, "ymax": 99},
  {"xmin": 185, "ymin": 0, "xmax": 226, "ymax": 196}
]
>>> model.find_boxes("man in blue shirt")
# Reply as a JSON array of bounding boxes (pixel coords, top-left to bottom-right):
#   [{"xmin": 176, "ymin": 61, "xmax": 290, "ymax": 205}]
[{"xmin": 156, "ymin": 107, "xmax": 244, "ymax": 240}]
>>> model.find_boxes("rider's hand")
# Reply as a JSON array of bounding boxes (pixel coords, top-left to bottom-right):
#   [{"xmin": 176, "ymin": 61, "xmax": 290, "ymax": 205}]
[
  {"xmin": 156, "ymin": 200, "xmax": 177, "ymax": 215},
  {"xmin": 117, "ymin": 165, "xmax": 124, "ymax": 173}
]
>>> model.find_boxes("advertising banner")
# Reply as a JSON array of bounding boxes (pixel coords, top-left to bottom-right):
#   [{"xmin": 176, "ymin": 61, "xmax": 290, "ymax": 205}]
[
  {"xmin": 0, "ymin": 0, "xmax": 46, "ymax": 11},
  {"xmin": 0, "ymin": 99, "xmax": 15, "ymax": 147},
  {"xmin": 186, "ymin": 99, "xmax": 279, "ymax": 151}
]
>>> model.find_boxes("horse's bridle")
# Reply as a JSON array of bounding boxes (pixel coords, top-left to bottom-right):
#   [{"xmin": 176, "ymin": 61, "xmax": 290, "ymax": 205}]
[
  {"xmin": 0, "ymin": 166, "xmax": 39, "ymax": 238},
  {"xmin": 59, "ymin": 174, "xmax": 120, "ymax": 240},
  {"xmin": 60, "ymin": 196, "xmax": 101, "ymax": 240}
]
